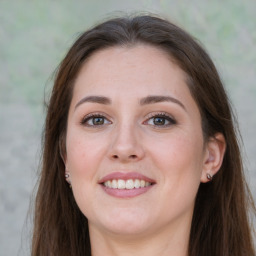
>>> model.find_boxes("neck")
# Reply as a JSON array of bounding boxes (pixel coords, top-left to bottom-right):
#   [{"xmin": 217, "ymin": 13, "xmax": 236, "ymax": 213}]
[{"xmin": 89, "ymin": 218, "xmax": 191, "ymax": 256}]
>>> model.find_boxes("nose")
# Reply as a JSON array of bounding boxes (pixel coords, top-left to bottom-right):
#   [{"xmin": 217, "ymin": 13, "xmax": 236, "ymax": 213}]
[{"xmin": 108, "ymin": 123, "xmax": 145, "ymax": 162}]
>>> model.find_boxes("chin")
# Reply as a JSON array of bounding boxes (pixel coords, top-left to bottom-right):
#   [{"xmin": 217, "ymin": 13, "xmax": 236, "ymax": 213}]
[
  {"xmin": 101, "ymin": 222, "xmax": 150, "ymax": 237},
  {"xmin": 89, "ymin": 209, "xmax": 152, "ymax": 236}
]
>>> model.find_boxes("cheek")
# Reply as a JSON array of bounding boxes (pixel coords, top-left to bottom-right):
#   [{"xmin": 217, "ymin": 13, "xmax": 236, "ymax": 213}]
[
  {"xmin": 65, "ymin": 132, "xmax": 107, "ymax": 214},
  {"xmin": 152, "ymin": 131, "xmax": 203, "ymax": 169},
  {"xmin": 153, "ymin": 134, "xmax": 204, "ymax": 213},
  {"xmin": 65, "ymin": 131, "xmax": 106, "ymax": 181},
  {"xmin": 150, "ymin": 131, "xmax": 204, "ymax": 192}
]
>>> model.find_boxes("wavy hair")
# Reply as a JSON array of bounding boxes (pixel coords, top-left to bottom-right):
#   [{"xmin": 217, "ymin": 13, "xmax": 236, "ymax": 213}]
[{"xmin": 32, "ymin": 14, "xmax": 255, "ymax": 256}]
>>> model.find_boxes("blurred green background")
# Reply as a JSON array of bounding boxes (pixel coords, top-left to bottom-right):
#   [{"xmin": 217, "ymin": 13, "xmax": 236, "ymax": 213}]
[{"xmin": 0, "ymin": 0, "xmax": 255, "ymax": 255}]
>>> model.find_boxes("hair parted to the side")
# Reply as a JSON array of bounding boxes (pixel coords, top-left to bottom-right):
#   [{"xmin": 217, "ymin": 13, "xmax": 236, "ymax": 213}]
[{"xmin": 32, "ymin": 14, "xmax": 256, "ymax": 256}]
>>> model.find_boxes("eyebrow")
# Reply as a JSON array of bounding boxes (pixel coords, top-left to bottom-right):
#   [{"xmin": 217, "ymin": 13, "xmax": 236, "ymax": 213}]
[
  {"xmin": 140, "ymin": 95, "xmax": 186, "ymax": 111},
  {"xmin": 74, "ymin": 95, "xmax": 186, "ymax": 111},
  {"xmin": 75, "ymin": 96, "xmax": 111, "ymax": 109}
]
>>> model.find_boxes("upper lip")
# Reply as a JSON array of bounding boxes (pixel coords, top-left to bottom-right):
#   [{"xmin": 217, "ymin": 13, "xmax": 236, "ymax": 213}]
[{"xmin": 98, "ymin": 172, "xmax": 156, "ymax": 184}]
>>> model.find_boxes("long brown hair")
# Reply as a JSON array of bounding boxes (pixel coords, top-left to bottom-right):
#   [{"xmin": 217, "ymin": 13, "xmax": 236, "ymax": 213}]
[{"xmin": 32, "ymin": 14, "xmax": 255, "ymax": 256}]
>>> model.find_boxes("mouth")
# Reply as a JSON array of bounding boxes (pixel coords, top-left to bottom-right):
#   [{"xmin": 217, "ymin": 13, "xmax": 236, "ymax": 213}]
[
  {"xmin": 99, "ymin": 172, "xmax": 156, "ymax": 198},
  {"xmin": 103, "ymin": 179, "xmax": 152, "ymax": 189}
]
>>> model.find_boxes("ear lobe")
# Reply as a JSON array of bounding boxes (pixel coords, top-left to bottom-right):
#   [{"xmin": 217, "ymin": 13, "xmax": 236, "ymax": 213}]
[{"xmin": 201, "ymin": 133, "xmax": 226, "ymax": 183}]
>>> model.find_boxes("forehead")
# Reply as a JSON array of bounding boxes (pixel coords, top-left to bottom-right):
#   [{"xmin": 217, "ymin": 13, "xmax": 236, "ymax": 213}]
[{"xmin": 71, "ymin": 44, "xmax": 194, "ymax": 108}]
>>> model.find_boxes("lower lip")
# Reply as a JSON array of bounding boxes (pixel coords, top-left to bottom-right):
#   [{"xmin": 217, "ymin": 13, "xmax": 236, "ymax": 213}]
[{"xmin": 101, "ymin": 185, "xmax": 154, "ymax": 198}]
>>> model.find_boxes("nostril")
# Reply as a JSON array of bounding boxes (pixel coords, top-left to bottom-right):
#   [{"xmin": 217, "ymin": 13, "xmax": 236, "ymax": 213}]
[{"xmin": 111, "ymin": 154, "xmax": 139, "ymax": 160}]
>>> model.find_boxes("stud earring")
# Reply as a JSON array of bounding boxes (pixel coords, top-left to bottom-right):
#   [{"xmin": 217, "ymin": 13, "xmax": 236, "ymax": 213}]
[
  {"xmin": 65, "ymin": 171, "xmax": 72, "ymax": 188},
  {"xmin": 207, "ymin": 173, "xmax": 213, "ymax": 181}
]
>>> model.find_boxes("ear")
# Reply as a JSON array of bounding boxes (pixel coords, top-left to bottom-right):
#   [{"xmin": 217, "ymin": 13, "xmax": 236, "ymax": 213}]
[
  {"xmin": 201, "ymin": 133, "xmax": 226, "ymax": 183},
  {"xmin": 59, "ymin": 138, "xmax": 72, "ymax": 184}
]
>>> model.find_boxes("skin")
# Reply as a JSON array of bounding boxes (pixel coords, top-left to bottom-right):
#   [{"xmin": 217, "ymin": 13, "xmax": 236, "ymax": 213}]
[{"xmin": 64, "ymin": 45, "xmax": 226, "ymax": 256}]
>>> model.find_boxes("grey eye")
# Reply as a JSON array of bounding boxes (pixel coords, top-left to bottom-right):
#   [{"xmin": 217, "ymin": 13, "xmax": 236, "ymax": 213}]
[
  {"xmin": 145, "ymin": 114, "xmax": 176, "ymax": 127},
  {"xmin": 153, "ymin": 117, "xmax": 167, "ymax": 125},
  {"xmin": 81, "ymin": 115, "xmax": 111, "ymax": 126},
  {"xmin": 92, "ymin": 117, "xmax": 105, "ymax": 125}
]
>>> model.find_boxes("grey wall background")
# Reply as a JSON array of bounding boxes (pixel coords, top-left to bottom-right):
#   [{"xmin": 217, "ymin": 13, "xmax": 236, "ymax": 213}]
[{"xmin": 0, "ymin": 0, "xmax": 255, "ymax": 255}]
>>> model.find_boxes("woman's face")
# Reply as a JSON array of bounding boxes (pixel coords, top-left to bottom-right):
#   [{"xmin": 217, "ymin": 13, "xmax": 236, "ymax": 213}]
[{"xmin": 65, "ymin": 45, "xmax": 210, "ymax": 237}]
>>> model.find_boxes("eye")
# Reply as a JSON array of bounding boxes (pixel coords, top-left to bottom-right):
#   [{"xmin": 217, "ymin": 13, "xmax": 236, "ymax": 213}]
[
  {"xmin": 81, "ymin": 114, "xmax": 111, "ymax": 127},
  {"xmin": 144, "ymin": 112, "xmax": 176, "ymax": 127}
]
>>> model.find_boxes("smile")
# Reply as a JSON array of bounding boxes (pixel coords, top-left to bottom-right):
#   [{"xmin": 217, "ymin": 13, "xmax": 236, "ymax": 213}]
[
  {"xmin": 103, "ymin": 179, "xmax": 152, "ymax": 189},
  {"xmin": 99, "ymin": 172, "xmax": 156, "ymax": 198}
]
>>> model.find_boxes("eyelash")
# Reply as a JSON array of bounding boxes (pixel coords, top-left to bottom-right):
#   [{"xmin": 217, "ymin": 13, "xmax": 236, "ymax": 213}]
[
  {"xmin": 80, "ymin": 113, "xmax": 111, "ymax": 127},
  {"xmin": 144, "ymin": 112, "xmax": 177, "ymax": 127},
  {"xmin": 80, "ymin": 112, "xmax": 176, "ymax": 128}
]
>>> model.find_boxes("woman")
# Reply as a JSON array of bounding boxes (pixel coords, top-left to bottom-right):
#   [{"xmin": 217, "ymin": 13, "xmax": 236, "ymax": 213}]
[{"xmin": 32, "ymin": 14, "xmax": 255, "ymax": 256}]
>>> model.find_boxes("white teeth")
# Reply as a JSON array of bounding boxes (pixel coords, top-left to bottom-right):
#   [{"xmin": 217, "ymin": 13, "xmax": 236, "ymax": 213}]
[
  {"xmin": 103, "ymin": 179, "xmax": 152, "ymax": 189},
  {"xmin": 112, "ymin": 179, "xmax": 118, "ymax": 189},
  {"xmin": 125, "ymin": 179, "xmax": 134, "ymax": 189},
  {"xmin": 134, "ymin": 179, "xmax": 141, "ymax": 188},
  {"xmin": 117, "ymin": 179, "xmax": 126, "ymax": 189}
]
